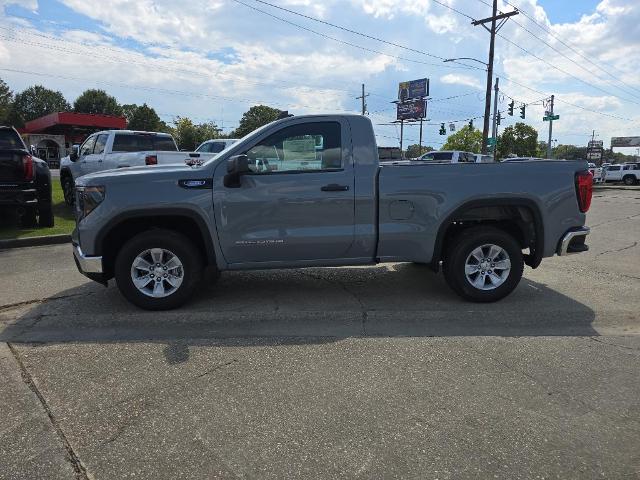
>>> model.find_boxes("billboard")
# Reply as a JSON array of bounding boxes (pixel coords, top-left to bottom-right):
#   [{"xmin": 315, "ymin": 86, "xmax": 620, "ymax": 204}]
[
  {"xmin": 398, "ymin": 78, "xmax": 429, "ymax": 102},
  {"xmin": 397, "ymin": 99, "xmax": 426, "ymax": 121},
  {"xmin": 611, "ymin": 136, "xmax": 640, "ymax": 148}
]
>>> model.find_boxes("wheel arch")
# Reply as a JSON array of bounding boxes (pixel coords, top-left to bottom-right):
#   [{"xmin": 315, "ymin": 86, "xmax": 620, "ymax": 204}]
[
  {"xmin": 430, "ymin": 198, "xmax": 545, "ymax": 272},
  {"xmin": 95, "ymin": 208, "xmax": 217, "ymax": 279}
]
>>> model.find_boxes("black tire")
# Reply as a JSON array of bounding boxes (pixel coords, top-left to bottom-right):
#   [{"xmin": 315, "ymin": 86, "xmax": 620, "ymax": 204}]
[
  {"xmin": 114, "ymin": 229, "xmax": 203, "ymax": 310},
  {"xmin": 442, "ymin": 226, "xmax": 524, "ymax": 303},
  {"xmin": 20, "ymin": 207, "xmax": 37, "ymax": 227},
  {"xmin": 38, "ymin": 204, "xmax": 54, "ymax": 227},
  {"xmin": 61, "ymin": 175, "xmax": 75, "ymax": 206},
  {"xmin": 623, "ymin": 175, "xmax": 636, "ymax": 186}
]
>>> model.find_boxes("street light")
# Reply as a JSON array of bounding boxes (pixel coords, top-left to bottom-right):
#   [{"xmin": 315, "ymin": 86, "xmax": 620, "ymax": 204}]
[{"xmin": 444, "ymin": 57, "xmax": 489, "ymax": 68}]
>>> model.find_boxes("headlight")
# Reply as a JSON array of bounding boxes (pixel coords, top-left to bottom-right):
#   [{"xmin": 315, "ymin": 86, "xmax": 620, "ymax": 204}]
[{"xmin": 76, "ymin": 186, "xmax": 105, "ymax": 220}]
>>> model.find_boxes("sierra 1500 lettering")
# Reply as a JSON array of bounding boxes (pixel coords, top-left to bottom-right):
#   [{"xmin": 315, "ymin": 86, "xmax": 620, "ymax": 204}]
[{"xmin": 71, "ymin": 114, "xmax": 592, "ymax": 310}]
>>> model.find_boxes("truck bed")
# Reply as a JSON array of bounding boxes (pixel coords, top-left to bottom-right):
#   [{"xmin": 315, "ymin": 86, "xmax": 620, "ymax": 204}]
[{"xmin": 376, "ymin": 160, "xmax": 588, "ymax": 263}]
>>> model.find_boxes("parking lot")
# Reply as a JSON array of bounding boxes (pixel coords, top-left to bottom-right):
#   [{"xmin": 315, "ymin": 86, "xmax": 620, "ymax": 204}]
[{"xmin": 0, "ymin": 187, "xmax": 639, "ymax": 479}]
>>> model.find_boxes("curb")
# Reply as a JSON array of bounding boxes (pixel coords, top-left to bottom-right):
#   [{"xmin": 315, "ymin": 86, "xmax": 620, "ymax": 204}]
[
  {"xmin": 0, "ymin": 234, "xmax": 72, "ymax": 250},
  {"xmin": 593, "ymin": 185, "xmax": 640, "ymax": 191}
]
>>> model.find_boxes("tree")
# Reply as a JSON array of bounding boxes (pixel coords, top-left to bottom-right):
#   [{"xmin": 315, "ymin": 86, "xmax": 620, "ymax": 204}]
[
  {"xmin": 121, "ymin": 103, "xmax": 139, "ymax": 123},
  {"xmin": 405, "ymin": 144, "xmax": 434, "ymax": 158},
  {"xmin": 8, "ymin": 85, "xmax": 70, "ymax": 127},
  {"xmin": 0, "ymin": 78, "xmax": 12, "ymax": 125},
  {"xmin": 233, "ymin": 105, "xmax": 282, "ymax": 137},
  {"xmin": 497, "ymin": 122, "xmax": 538, "ymax": 159},
  {"xmin": 127, "ymin": 103, "xmax": 165, "ymax": 131},
  {"xmin": 442, "ymin": 127, "xmax": 483, "ymax": 152},
  {"xmin": 74, "ymin": 89, "xmax": 122, "ymax": 116},
  {"xmin": 173, "ymin": 117, "xmax": 221, "ymax": 150}
]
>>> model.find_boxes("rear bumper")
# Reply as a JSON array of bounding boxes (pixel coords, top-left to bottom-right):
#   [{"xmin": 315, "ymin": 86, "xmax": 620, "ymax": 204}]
[
  {"xmin": 73, "ymin": 243, "xmax": 107, "ymax": 284},
  {"xmin": 557, "ymin": 227, "xmax": 590, "ymax": 256},
  {"xmin": 0, "ymin": 187, "xmax": 38, "ymax": 206}
]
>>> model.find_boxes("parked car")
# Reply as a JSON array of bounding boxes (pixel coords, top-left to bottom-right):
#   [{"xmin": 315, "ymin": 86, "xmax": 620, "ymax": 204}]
[
  {"xmin": 603, "ymin": 164, "xmax": 640, "ymax": 185},
  {"xmin": 415, "ymin": 150, "xmax": 478, "ymax": 163},
  {"xmin": 475, "ymin": 154, "xmax": 495, "ymax": 163},
  {"xmin": 195, "ymin": 138, "xmax": 238, "ymax": 154},
  {"xmin": 588, "ymin": 163, "xmax": 604, "ymax": 184},
  {"xmin": 0, "ymin": 126, "xmax": 53, "ymax": 227},
  {"xmin": 71, "ymin": 114, "xmax": 591, "ymax": 310},
  {"xmin": 60, "ymin": 130, "xmax": 216, "ymax": 205}
]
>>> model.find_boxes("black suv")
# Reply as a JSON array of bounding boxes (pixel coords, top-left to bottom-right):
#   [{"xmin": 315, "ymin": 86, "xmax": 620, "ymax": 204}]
[{"xmin": 0, "ymin": 126, "xmax": 54, "ymax": 227}]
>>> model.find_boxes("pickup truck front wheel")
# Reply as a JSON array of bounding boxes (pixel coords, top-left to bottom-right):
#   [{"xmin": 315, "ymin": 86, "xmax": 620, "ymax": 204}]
[
  {"xmin": 443, "ymin": 227, "xmax": 524, "ymax": 302},
  {"xmin": 114, "ymin": 230, "xmax": 203, "ymax": 310}
]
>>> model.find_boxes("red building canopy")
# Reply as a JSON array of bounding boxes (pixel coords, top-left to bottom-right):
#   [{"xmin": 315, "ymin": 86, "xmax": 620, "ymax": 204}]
[{"xmin": 23, "ymin": 112, "xmax": 127, "ymax": 135}]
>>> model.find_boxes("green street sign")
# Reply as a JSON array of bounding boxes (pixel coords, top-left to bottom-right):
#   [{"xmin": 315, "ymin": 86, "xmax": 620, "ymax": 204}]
[
  {"xmin": 486, "ymin": 137, "xmax": 497, "ymax": 146},
  {"xmin": 543, "ymin": 114, "xmax": 560, "ymax": 121}
]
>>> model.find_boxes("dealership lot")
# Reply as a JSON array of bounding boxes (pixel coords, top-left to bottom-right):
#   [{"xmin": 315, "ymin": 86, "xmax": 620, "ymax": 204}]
[{"xmin": 0, "ymin": 188, "xmax": 639, "ymax": 479}]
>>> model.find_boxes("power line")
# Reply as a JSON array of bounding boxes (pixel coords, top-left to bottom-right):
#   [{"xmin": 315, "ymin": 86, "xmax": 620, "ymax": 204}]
[
  {"xmin": 502, "ymin": 0, "xmax": 640, "ymax": 97},
  {"xmin": 241, "ymin": 0, "xmax": 484, "ymax": 70}
]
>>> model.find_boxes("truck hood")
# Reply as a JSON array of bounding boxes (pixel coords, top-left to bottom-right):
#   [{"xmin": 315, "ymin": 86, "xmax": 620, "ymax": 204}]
[{"xmin": 76, "ymin": 163, "xmax": 213, "ymax": 187}]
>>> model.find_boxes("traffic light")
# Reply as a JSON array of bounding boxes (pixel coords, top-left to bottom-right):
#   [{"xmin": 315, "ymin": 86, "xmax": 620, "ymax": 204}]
[
  {"xmin": 468, "ymin": 119, "xmax": 473, "ymax": 129},
  {"xmin": 508, "ymin": 101, "xmax": 514, "ymax": 116},
  {"xmin": 439, "ymin": 123, "xmax": 446, "ymax": 135},
  {"xmin": 496, "ymin": 112, "xmax": 502, "ymax": 126},
  {"xmin": 520, "ymin": 105, "xmax": 526, "ymax": 119}
]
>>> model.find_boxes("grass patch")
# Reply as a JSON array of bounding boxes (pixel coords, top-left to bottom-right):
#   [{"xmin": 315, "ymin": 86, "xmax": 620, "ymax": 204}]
[{"xmin": 0, "ymin": 181, "xmax": 75, "ymax": 240}]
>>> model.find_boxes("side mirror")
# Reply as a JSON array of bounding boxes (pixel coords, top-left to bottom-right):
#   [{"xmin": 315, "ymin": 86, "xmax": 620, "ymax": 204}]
[
  {"xmin": 70, "ymin": 145, "xmax": 80, "ymax": 162},
  {"xmin": 224, "ymin": 154, "xmax": 249, "ymax": 188}
]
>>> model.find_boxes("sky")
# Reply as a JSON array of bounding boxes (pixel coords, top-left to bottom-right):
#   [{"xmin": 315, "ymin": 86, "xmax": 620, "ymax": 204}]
[{"xmin": 1, "ymin": 0, "xmax": 639, "ymax": 151}]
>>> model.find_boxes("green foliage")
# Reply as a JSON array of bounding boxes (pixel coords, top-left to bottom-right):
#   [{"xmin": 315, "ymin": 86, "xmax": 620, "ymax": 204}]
[
  {"xmin": 442, "ymin": 127, "xmax": 482, "ymax": 152},
  {"xmin": 73, "ymin": 89, "xmax": 122, "ymax": 116},
  {"xmin": 127, "ymin": 103, "xmax": 167, "ymax": 132},
  {"xmin": 233, "ymin": 105, "xmax": 282, "ymax": 137},
  {"xmin": 0, "ymin": 78, "xmax": 12, "ymax": 125},
  {"xmin": 8, "ymin": 85, "xmax": 70, "ymax": 127},
  {"xmin": 497, "ymin": 122, "xmax": 538, "ymax": 159},
  {"xmin": 121, "ymin": 104, "xmax": 139, "ymax": 123},
  {"xmin": 172, "ymin": 117, "xmax": 221, "ymax": 150},
  {"xmin": 405, "ymin": 144, "xmax": 434, "ymax": 158}
]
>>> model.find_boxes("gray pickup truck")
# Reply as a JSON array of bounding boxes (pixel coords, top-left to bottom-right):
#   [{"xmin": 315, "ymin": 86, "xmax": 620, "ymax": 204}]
[{"xmin": 72, "ymin": 114, "xmax": 592, "ymax": 310}]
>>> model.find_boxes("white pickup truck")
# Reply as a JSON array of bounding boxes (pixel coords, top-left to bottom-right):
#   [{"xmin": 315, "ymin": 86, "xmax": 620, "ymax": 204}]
[
  {"xmin": 60, "ymin": 130, "xmax": 214, "ymax": 205},
  {"xmin": 603, "ymin": 163, "xmax": 640, "ymax": 185}
]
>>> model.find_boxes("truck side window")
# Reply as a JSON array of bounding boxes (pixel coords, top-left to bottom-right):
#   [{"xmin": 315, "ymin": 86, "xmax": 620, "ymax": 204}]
[
  {"xmin": 80, "ymin": 135, "xmax": 97, "ymax": 156},
  {"xmin": 245, "ymin": 122, "xmax": 341, "ymax": 173},
  {"xmin": 112, "ymin": 134, "xmax": 154, "ymax": 152},
  {"xmin": 93, "ymin": 134, "xmax": 108, "ymax": 154}
]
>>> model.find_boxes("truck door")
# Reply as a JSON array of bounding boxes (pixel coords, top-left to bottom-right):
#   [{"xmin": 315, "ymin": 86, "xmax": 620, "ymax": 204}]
[
  {"xmin": 215, "ymin": 120, "xmax": 355, "ymax": 264},
  {"xmin": 90, "ymin": 134, "xmax": 109, "ymax": 171},
  {"xmin": 76, "ymin": 135, "xmax": 97, "ymax": 177}
]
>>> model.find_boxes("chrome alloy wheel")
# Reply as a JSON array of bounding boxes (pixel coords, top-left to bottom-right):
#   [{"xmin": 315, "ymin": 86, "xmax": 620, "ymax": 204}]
[
  {"xmin": 130, "ymin": 248, "xmax": 184, "ymax": 298},
  {"xmin": 464, "ymin": 244, "xmax": 511, "ymax": 291}
]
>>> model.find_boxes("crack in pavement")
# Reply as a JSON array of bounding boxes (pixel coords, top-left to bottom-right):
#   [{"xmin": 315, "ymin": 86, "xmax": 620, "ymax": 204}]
[
  {"xmin": 597, "ymin": 241, "xmax": 638, "ymax": 257},
  {"xmin": 0, "ymin": 292, "xmax": 91, "ymax": 312},
  {"xmin": 590, "ymin": 213, "xmax": 640, "ymax": 229},
  {"xmin": 6, "ymin": 342, "xmax": 90, "ymax": 480},
  {"xmin": 589, "ymin": 336, "xmax": 640, "ymax": 352}
]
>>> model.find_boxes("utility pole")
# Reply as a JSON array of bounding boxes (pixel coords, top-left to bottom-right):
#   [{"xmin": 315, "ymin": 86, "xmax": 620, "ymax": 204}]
[
  {"xmin": 399, "ymin": 120, "xmax": 404, "ymax": 158},
  {"xmin": 491, "ymin": 77, "xmax": 499, "ymax": 162},
  {"xmin": 419, "ymin": 118, "xmax": 423, "ymax": 153},
  {"xmin": 356, "ymin": 84, "xmax": 369, "ymax": 115},
  {"xmin": 473, "ymin": 1, "xmax": 519, "ymax": 154},
  {"xmin": 546, "ymin": 94, "xmax": 554, "ymax": 159}
]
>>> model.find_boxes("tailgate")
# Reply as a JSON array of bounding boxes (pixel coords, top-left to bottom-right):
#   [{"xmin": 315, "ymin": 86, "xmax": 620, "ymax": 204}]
[{"xmin": 0, "ymin": 148, "xmax": 28, "ymax": 184}]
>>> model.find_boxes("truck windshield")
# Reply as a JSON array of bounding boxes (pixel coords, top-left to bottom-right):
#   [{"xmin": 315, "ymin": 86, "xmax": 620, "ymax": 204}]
[
  {"xmin": 420, "ymin": 152, "xmax": 453, "ymax": 161},
  {"xmin": 0, "ymin": 129, "xmax": 24, "ymax": 149}
]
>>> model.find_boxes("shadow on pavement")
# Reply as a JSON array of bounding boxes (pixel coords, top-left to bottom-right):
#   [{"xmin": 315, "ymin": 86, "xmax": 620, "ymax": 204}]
[{"xmin": 1, "ymin": 263, "xmax": 597, "ymax": 363}]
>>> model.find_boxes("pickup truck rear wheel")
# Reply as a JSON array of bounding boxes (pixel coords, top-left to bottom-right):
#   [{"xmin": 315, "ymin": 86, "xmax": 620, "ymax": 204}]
[
  {"xmin": 623, "ymin": 175, "xmax": 637, "ymax": 186},
  {"xmin": 443, "ymin": 226, "xmax": 524, "ymax": 302},
  {"xmin": 114, "ymin": 230, "xmax": 203, "ymax": 310}
]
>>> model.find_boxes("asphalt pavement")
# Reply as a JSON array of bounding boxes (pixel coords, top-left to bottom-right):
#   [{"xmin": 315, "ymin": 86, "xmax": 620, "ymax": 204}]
[{"xmin": 0, "ymin": 188, "xmax": 639, "ymax": 479}]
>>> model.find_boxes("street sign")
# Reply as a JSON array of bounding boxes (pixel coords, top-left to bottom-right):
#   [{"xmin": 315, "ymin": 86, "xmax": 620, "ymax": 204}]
[
  {"xmin": 486, "ymin": 137, "xmax": 496, "ymax": 146},
  {"xmin": 543, "ymin": 115, "xmax": 559, "ymax": 121},
  {"xmin": 398, "ymin": 78, "xmax": 429, "ymax": 102},
  {"xmin": 396, "ymin": 99, "xmax": 426, "ymax": 121},
  {"xmin": 611, "ymin": 136, "xmax": 640, "ymax": 147}
]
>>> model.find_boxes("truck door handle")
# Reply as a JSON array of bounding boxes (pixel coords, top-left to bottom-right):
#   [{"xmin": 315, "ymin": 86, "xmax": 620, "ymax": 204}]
[{"xmin": 321, "ymin": 184, "xmax": 349, "ymax": 192}]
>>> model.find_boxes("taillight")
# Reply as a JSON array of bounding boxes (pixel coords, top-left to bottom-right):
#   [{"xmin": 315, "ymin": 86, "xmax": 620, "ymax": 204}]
[
  {"xmin": 145, "ymin": 155, "xmax": 157, "ymax": 166},
  {"xmin": 576, "ymin": 170, "xmax": 593, "ymax": 213},
  {"xmin": 23, "ymin": 154, "xmax": 34, "ymax": 181}
]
